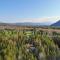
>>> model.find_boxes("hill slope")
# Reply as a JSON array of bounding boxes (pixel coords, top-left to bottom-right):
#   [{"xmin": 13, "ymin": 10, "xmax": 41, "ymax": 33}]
[{"xmin": 51, "ymin": 20, "xmax": 60, "ymax": 26}]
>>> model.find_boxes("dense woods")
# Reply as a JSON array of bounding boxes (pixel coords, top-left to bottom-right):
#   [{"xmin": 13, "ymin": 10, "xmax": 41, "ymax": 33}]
[{"xmin": 0, "ymin": 28, "xmax": 60, "ymax": 60}]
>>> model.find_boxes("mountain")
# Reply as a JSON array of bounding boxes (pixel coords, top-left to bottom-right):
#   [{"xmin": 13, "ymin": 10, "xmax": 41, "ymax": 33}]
[
  {"xmin": 0, "ymin": 22, "xmax": 17, "ymax": 26},
  {"xmin": 15, "ymin": 22, "xmax": 51, "ymax": 26},
  {"xmin": 51, "ymin": 20, "xmax": 60, "ymax": 26},
  {"xmin": 15, "ymin": 22, "xmax": 43, "ymax": 26},
  {"xmin": 0, "ymin": 22, "xmax": 52, "ymax": 26},
  {"xmin": 0, "ymin": 23, "xmax": 9, "ymax": 26}
]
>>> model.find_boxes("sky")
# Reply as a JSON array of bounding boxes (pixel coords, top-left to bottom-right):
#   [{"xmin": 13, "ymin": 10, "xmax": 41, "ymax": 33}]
[{"xmin": 0, "ymin": 0, "xmax": 60, "ymax": 23}]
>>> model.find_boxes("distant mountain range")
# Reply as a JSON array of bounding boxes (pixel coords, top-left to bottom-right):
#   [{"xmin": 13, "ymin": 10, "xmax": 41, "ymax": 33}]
[
  {"xmin": 0, "ymin": 22, "xmax": 51, "ymax": 26},
  {"xmin": 15, "ymin": 22, "xmax": 51, "ymax": 26},
  {"xmin": 51, "ymin": 20, "xmax": 60, "ymax": 27},
  {"xmin": 0, "ymin": 20, "xmax": 60, "ymax": 27}
]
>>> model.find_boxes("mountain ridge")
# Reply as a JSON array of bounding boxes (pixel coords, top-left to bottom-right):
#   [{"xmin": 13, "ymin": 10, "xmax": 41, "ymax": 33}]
[{"xmin": 51, "ymin": 20, "xmax": 60, "ymax": 26}]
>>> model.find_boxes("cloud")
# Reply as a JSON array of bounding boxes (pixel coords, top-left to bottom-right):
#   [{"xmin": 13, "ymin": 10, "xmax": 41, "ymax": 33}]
[
  {"xmin": 0, "ymin": 16, "xmax": 60, "ymax": 23},
  {"xmin": 18, "ymin": 16, "xmax": 60, "ymax": 23}
]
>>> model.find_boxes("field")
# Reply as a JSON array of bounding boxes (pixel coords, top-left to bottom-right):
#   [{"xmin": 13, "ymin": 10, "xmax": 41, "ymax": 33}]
[{"xmin": 0, "ymin": 26, "xmax": 60, "ymax": 60}]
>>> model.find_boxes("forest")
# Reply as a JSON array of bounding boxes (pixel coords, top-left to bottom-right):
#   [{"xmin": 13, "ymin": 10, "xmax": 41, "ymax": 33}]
[{"xmin": 0, "ymin": 28, "xmax": 60, "ymax": 60}]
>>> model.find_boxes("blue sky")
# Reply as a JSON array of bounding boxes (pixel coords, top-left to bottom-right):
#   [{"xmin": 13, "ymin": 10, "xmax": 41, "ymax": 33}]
[{"xmin": 0, "ymin": 0, "xmax": 60, "ymax": 23}]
